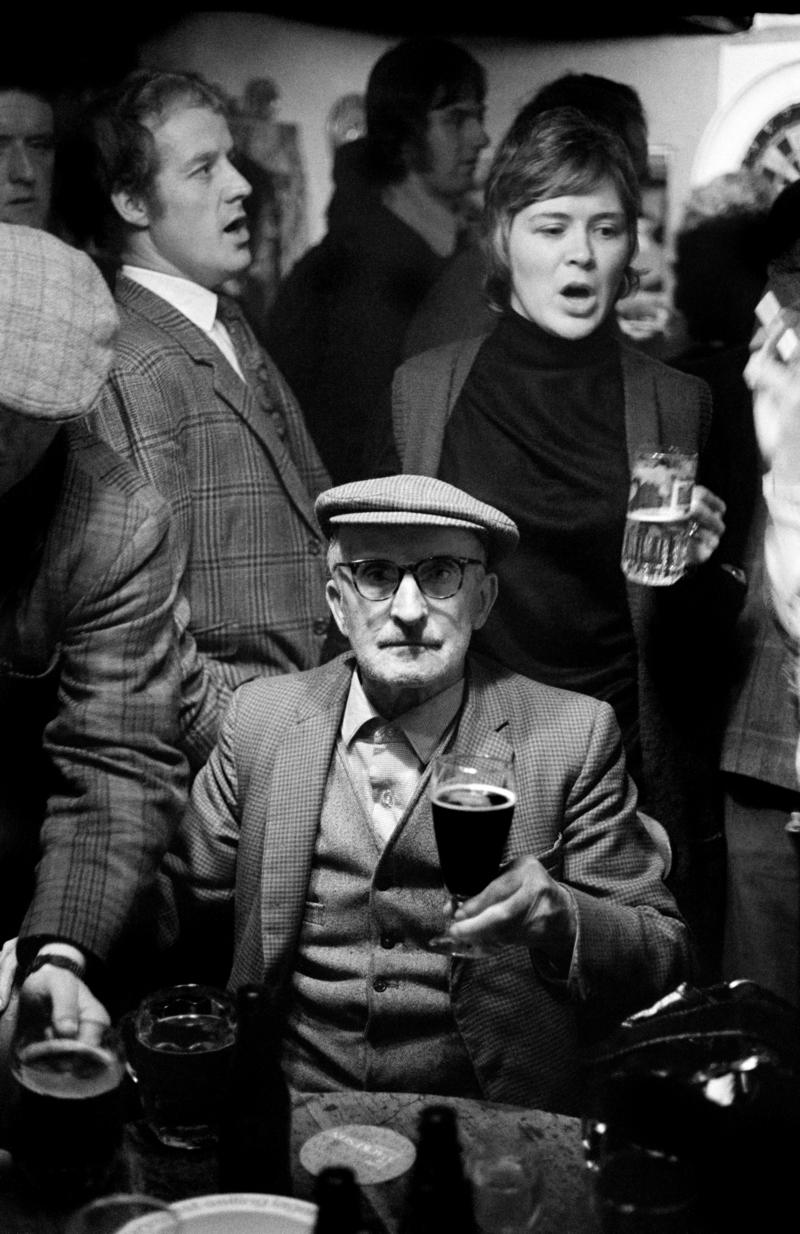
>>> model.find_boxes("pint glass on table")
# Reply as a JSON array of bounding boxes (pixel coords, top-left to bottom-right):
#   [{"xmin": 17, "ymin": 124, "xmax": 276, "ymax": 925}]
[
  {"xmin": 130, "ymin": 983, "xmax": 236, "ymax": 1150},
  {"xmin": 10, "ymin": 1021, "xmax": 126, "ymax": 1201},
  {"xmin": 621, "ymin": 447, "xmax": 697, "ymax": 586}
]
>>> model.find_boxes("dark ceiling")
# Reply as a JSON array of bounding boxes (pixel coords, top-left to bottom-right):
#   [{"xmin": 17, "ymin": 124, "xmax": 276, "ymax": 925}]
[
  {"xmin": 3, "ymin": 9, "xmax": 761, "ymax": 95},
  {"xmin": 141, "ymin": 9, "xmax": 759, "ymax": 41}
]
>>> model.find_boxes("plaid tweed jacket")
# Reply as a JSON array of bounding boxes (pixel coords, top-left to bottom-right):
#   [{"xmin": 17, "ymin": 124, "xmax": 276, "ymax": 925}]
[
  {"xmin": 1, "ymin": 431, "xmax": 186, "ymax": 968},
  {"xmin": 90, "ymin": 276, "xmax": 332, "ymax": 770},
  {"xmin": 168, "ymin": 653, "xmax": 692, "ymax": 1113}
]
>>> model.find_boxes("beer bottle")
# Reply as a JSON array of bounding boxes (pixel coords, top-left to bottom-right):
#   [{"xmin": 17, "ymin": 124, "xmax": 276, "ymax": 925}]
[
  {"xmin": 313, "ymin": 1165, "xmax": 363, "ymax": 1234},
  {"xmin": 217, "ymin": 982, "xmax": 292, "ymax": 1195},
  {"xmin": 399, "ymin": 1104, "xmax": 476, "ymax": 1234}
]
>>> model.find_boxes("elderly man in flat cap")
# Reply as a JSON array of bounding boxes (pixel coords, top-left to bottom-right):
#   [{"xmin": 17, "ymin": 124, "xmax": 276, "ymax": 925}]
[
  {"xmin": 0, "ymin": 225, "xmax": 186, "ymax": 1048},
  {"xmin": 165, "ymin": 473, "xmax": 691, "ymax": 1114}
]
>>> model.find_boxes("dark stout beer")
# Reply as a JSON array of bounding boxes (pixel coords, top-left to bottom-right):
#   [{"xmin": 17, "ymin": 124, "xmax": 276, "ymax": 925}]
[
  {"xmin": 11, "ymin": 1038, "xmax": 125, "ymax": 1199},
  {"xmin": 431, "ymin": 784, "xmax": 516, "ymax": 898}
]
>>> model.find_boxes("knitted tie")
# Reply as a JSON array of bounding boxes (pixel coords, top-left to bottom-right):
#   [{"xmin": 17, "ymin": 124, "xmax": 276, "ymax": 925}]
[
  {"xmin": 214, "ymin": 295, "xmax": 252, "ymax": 376},
  {"xmin": 359, "ymin": 718, "xmax": 422, "ymax": 846}
]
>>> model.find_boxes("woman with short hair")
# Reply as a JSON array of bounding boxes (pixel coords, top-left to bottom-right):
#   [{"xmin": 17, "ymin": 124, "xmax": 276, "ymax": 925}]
[{"xmin": 389, "ymin": 108, "xmax": 735, "ymax": 947}]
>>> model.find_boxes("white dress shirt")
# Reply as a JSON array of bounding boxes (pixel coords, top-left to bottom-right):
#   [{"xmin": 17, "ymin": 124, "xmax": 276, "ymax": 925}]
[{"xmin": 122, "ymin": 265, "xmax": 246, "ymax": 382}]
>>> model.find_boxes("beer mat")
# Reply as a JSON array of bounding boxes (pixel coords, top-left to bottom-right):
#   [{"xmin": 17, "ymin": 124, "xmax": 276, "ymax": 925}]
[{"xmin": 300, "ymin": 1124, "xmax": 416, "ymax": 1184}]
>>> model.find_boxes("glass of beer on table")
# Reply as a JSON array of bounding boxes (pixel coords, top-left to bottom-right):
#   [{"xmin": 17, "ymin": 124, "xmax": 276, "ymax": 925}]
[
  {"xmin": 621, "ymin": 447, "xmax": 697, "ymax": 586},
  {"xmin": 9, "ymin": 1009, "xmax": 126, "ymax": 1201},
  {"xmin": 129, "ymin": 983, "xmax": 236, "ymax": 1150},
  {"xmin": 428, "ymin": 752, "xmax": 516, "ymax": 957}
]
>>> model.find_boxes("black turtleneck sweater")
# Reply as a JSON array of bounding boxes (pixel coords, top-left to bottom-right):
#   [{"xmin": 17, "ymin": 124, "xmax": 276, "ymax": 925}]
[{"xmin": 439, "ymin": 310, "xmax": 640, "ymax": 764}]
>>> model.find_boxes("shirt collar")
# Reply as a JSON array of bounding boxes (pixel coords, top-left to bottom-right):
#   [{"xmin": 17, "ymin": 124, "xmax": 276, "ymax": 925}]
[
  {"xmin": 341, "ymin": 669, "xmax": 464, "ymax": 764},
  {"xmin": 122, "ymin": 265, "xmax": 218, "ymax": 334}
]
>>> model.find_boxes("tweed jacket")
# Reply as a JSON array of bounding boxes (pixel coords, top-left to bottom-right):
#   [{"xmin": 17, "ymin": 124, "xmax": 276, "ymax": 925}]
[
  {"xmin": 167, "ymin": 653, "xmax": 691, "ymax": 1113},
  {"xmin": 90, "ymin": 276, "xmax": 332, "ymax": 770},
  {"xmin": 387, "ymin": 335, "xmax": 738, "ymax": 892},
  {"xmin": 0, "ymin": 430, "xmax": 186, "ymax": 967}
]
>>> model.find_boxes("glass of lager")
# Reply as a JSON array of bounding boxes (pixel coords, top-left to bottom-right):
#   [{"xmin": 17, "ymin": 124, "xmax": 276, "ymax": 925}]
[
  {"xmin": 428, "ymin": 752, "xmax": 516, "ymax": 957},
  {"xmin": 621, "ymin": 448, "xmax": 697, "ymax": 586},
  {"xmin": 9, "ymin": 1011, "xmax": 126, "ymax": 1202}
]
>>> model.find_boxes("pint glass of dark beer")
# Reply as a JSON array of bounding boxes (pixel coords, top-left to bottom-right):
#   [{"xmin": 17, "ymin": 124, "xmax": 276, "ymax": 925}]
[
  {"xmin": 9, "ymin": 1016, "xmax": 126, "ymax": 1201},
  {"xmin": 429, "ymin": 752, "xmax": 516, "ymax": 957},
  {"xmin": 130, "ymin": 983, "xmax": 236, "ymax": 1150}
]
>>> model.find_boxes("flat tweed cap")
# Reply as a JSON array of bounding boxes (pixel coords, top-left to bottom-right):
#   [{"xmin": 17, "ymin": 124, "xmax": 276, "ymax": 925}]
[
  {"xmin": 0, "ymin": 224, "xmax": 119, "ymax": 421},
  {"xmin": 315, "ymin": 474, "xmax": 519, "ymax": 562}
]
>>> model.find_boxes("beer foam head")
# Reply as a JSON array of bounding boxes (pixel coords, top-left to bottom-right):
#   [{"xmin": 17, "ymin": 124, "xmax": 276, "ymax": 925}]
[{"xmin": 14, "ymin": 1038, "xmax": 123, "ymax": 1099}]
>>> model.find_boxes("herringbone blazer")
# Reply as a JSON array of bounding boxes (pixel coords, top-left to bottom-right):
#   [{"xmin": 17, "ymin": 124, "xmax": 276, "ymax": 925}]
[
  {"xmin": 169, "ymin": 653, "xmax": 692, "ymax": 1113},
  {"xmin": 1, "ymin": 431, "xmax": 187, "ymax": 967},
  {"xmin": 90, "ymin": 276, "xmax": 332, "ymax": 769}
]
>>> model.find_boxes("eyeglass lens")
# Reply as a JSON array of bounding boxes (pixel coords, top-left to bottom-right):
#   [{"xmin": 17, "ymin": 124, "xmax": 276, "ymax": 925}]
[{"xmin": 353, "ymin": 557, "xmax": 465, "ymax": 599}]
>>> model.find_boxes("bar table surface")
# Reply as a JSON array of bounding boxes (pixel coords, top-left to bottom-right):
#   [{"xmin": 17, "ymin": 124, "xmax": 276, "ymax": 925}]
[{"xmin": 0, "ymin": 1087, "xmax": 599, "ymax": 1233}]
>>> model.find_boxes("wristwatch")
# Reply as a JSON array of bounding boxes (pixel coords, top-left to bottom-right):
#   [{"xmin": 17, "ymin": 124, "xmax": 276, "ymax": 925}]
[{"xmin": 24, "ymin": 953, "xmax": 86, "ymax": 981}]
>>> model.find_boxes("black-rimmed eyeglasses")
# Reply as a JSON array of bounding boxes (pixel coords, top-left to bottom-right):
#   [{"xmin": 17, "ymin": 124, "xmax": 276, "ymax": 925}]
[{"xmin": 333, "ymin": 556, "xmax": 485, "ymax": 601}]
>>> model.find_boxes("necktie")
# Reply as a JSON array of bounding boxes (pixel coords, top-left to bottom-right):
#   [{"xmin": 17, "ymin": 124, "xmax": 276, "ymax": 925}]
[
  {"xmin": 214, "ymin": 296, "xmax": 250, "ymax": 381},
  {"xmin": 358, "ymin": 719, "xmax": 422, "ymax": 845}
]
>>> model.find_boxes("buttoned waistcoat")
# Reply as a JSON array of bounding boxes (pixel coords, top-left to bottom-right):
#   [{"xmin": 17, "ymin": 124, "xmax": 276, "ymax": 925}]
[
  {"xmin": 170, "ymin": 653, "xmax": 691, "ymax": 1114},
  {"xmin": 90, "ymin": 276, "xmax": 332, "ymax": 769}
]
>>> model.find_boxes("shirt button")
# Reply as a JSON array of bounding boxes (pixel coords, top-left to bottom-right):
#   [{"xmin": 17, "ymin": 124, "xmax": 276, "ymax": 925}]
[
  {"xmin": 373, "ymin": 978, "xmax": 388, "ymax": 993},
  {"xmin": 313, "ymin": 617, "xmax": 329, "ymax": 635},
  {"xmin": 307, "ymin": 539, "xmax": 322, "ymax": 555},
  {"xmin": 380, "ymin": 934, "xmax": 397, "ymax": 949},
  {"xmin": 380, "ymin": 789, "xmax": 394, "ymax": 808}
]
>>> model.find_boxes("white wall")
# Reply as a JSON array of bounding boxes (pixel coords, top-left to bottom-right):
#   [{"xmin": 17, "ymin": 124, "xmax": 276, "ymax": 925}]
[{"xmin": 139, "ymin": 13, "xmax": 800, "ymax": 251}]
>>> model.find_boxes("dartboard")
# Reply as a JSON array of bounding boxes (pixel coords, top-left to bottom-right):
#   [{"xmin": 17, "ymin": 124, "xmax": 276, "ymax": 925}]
[
  {"xmin": 743, "ymin": 101, "xmax": 800, "ymax": 190},
  {"xmin": 691, "ymin": 58, "xmax": 800, "ymax": 189}
]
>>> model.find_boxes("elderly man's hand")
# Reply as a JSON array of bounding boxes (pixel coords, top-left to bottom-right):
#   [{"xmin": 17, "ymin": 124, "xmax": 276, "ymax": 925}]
[{"xmin": 444, "ymin": 855, "xmax": 578, "ymax": 970}]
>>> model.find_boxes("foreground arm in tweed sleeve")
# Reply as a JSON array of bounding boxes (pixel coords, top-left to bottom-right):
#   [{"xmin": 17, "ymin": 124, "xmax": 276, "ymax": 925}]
[
  {"xmin": 92, "ymin": 369, "xmax": 232, "ymax": 771},
  {"xmin": 18, "ymin": 461, "xmax": 188, "ymax": 969},
  {"xmin": 160, "ymin": 687, "xmax": 242, "ymax": 921}
]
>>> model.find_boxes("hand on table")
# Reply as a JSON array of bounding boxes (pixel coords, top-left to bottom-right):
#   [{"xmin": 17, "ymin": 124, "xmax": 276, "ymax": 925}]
[
  {"xmin": 444, "ymin": 855, "xmax": 577, "ymax": 970},
  {"xmin": 687, "ymin": 485, "xmax": 726, "ymax": 565}
]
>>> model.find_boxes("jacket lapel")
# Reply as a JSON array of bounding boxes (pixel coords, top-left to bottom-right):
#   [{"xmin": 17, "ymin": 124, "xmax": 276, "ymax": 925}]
[
  {"xmin": 620, "ymin": 345, "xmax": 700, "ymax": 465},
  {"xmin": 116, "ymin": 276, "xmax": 320, "ymax": 535},
  {"xmin": 258, "ymin": 661, "xmax": 353, "ymax": 971}
]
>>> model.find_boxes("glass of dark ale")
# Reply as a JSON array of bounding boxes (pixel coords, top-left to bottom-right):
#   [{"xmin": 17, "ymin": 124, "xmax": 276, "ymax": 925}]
[
  {"xmin": 9, "ymin": 1012, "xmax": 126, "ymax": 1202},
  {"xmin": 429, "ymin": 752, "xmax": 516, "ymax": 956},
  {"xmin": 130, "ymin": 983, "xmax": 236, "ymax": 1150}
]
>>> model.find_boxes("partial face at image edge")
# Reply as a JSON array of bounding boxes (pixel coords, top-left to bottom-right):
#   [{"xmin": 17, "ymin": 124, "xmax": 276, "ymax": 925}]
[{"xmin": 0, "ymin": 91, "xmax": 55, "ymax": 229}]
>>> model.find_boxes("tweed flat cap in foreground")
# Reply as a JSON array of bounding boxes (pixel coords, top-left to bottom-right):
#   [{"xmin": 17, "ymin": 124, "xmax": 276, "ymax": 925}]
[
  {"xmin": 315, "ymin": 474, "xmax": 519, "ymax": 562},
  {"xmin": 0, "ymin": 224, "xmax": 118, "ymax": 421}
]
